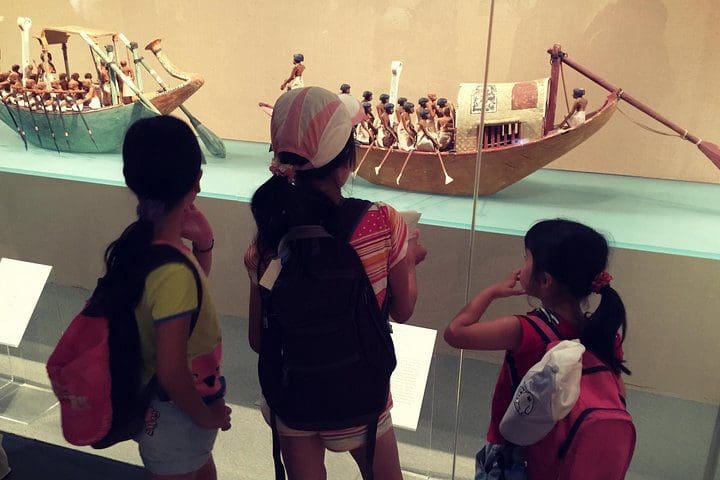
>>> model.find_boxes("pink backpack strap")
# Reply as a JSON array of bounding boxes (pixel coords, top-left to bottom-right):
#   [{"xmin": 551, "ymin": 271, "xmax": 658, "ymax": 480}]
[
  {"xmin": 505, "ymin": 311, "xmax": 561, "ymax": 391},
  {"xmin": 518, "ymin": 310, "xmax": 561, "ymax": 345}
]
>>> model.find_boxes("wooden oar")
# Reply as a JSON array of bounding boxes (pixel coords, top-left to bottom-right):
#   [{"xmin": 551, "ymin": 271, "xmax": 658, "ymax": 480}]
[
  {"xmin": 435, "ymin": 150, "xmax": 454, "ymax": 185},
  {"xmin": 353, "ymin": 144, "xmax": 374, "ymax": 175},
  {"xmin": 22, "ymin": 91, "xmax": 44, "ymax": 147},
  {"xmin": 2, "ymin": 98, "xmax": 27, "ymax": 149},
  {"xmin": 374, "ymin": 146, "xmax": 395, "ymax": 175},
  {"xmin": 395, "ymin": 150, "xmax": 414, "ymax": 185},
  {"xmin": 53, "ymin": 96, "xmax": 72, "ymax": 150},
  {"xmin": 35, "ymin": 92, "xmax": 60, "ymax": 153},
  {"xmin": 555, "ymin": 48, "xmax": 720, "ymax": 169},
  {"xmin": 118, "ymin": 34, "xmax": 225, "ymax": 159}
]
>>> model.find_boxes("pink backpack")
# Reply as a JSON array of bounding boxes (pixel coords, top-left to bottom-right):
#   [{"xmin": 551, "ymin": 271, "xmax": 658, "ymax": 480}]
[
  {"xmin": 515, "ymin": 314, "xmax": 636, "ymax": 480},
  {"xmin": 47, "ymin": 245, "xmax": 201, "ymax": 448}
]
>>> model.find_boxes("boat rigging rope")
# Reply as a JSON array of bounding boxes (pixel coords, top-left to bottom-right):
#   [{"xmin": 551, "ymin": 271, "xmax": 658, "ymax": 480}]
[
  {"xmin": 560, "ymin": 61, "xmax": 571, "ymax": 115},
  {"xmin": 616, "ymin": 105, "xmax": 683, "ymax": 138}
]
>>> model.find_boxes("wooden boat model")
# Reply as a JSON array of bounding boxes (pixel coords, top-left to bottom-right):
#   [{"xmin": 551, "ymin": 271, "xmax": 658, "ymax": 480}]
[
  {"xmin": 0, "ymin": 21, "xmax": 224, "ymax": 156},
  {"xmin": 354, "ymin": 45, "xmax": 719, "ymax": 196}
]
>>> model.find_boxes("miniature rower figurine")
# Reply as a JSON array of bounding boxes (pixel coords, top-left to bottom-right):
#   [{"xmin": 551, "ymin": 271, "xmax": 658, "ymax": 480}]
[
  {"xmin": 395, "ymin": 97, "xmax": 407, "ymax": 125},
  {"xmin": 398, "ymin": 102, "xmax": 418, "ymax": 151},
  {"xmin": 416, "ymin": 108, "xmax": 440, "ymax": 152},
  {"xmin": 427, "ymin": 92, "xmax": 438, "ymax": 118},
  {"xmin": 436, "ymin": 98, "xmax": 456, "ymax": 151},
  {"xmin": 377, "ymin": 103, "xmax": 398, "ymax": 148},
  {"xmin": 81, "ymin": 79, "xmax": 102, "ymax": 110},
  {"xmin": 59, "ymin": 72, "xmax": 69, "ymax": 91},
  {"xmin": 280, "ymin": 53, "xmax": 305, "ymax": 91},
  {"xmin": 119, "ymin": 60, "xmax": 135, "ymax": 104},
  {"xmin": 376, "ymin": 93, "xmax": 390, "ymax": 119},
  {"xmin": 560, "ymin": 87, "xmax": 588, "ymax": 128},
  {"xmin": 340, "ymin": 83, "xmax": 351, "ymax": 94},
  {"xmin": 356, "ymin": 101, "xmax": 377, "ymax": 145},
  {"xmin": 417, "ymin": 97, "xmax": 432, "ymax": 122},
  {"xmin": 99, "ymin": 61, "xmax": 111, "ymax": 106}
]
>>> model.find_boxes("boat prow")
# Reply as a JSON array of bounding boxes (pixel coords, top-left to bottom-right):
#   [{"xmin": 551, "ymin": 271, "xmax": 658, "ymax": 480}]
[{"xmin": 149, "ymin": 75, "xmax": 204, "ymax": 115}]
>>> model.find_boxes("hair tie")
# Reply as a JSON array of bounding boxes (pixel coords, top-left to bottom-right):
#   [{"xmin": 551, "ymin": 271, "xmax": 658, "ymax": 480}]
[
  {"xmin": 269, "ymin": 158, "xmax": 297, "ymax": 184},
  {"xmin": 136, "ymin": 198, "xmax": 166, "ymax": 222},
  {"xmin": 591, "ymin": 271, "xmax": 613, "ymax": 293}
]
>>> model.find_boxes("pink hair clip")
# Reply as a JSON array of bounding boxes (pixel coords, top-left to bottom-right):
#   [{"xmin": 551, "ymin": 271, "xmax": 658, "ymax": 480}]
[
  {"xmin": 591, "ymin": 271, "xmax": 613, "ymax": 293},
  {"xmin": 269, "ymin": 159, "xmax": 296, "ymax": 184}
]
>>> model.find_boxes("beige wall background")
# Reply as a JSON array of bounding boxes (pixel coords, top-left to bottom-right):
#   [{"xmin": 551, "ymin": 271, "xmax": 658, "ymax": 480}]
[{"xmin": 1, "ymin": 0, "xmax": 719, "ymax": 184}]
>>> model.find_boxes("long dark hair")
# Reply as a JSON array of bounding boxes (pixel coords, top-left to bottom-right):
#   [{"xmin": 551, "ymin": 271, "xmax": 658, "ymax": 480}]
[
  {"xmin": 101, "ymin": 116, "xmax": 202, "ymax": 289},
  {"xmin": 250, "ymin": 135, "xmax": 355, "ymax": 268},
  {"xmin": 525, "ymin": 219, "xmax": 630, "ymax": 375}
]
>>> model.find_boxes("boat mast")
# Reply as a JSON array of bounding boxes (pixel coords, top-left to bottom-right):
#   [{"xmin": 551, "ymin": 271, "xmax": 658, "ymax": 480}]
[
  {"xmin": 17, "ymin": 17, "xmax": 32, "ymax": 87},
  {"xmin": 544, "ymin": 43, "xmax": 562, "ymax": 135},
  {"xmin": 388, "ymin": 60, "xmax": 403, "ymax": 105}
]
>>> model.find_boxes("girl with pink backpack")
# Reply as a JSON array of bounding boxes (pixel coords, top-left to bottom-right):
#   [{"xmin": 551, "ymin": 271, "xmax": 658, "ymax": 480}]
[{"xmin": 445, "ymin": 219, "xmax": 634, "ymax": 479}]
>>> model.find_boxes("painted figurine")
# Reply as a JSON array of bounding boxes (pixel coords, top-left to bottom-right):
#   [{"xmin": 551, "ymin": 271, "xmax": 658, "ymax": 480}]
[
  {"xmin": 398, "ymin": 101, "xmax": 417, "ymax": 151},
  {"xmin": 281, "ymin": 54, "xmax": 305, "ymax": 91},
  {"xmin": 355, "ymin": 101, "xmax": 377, "ymax": 145},
  {"xmin": 376, "ymin": 93, "xmax": 390, "ymax": 119},
  {"xmin": 377, "ymin": 103, "xmax": 398, "ymax": 148},
  {"xmin": 560, "ymin": 87, "xmax": 588, "ymax": 128},
  {"xmin": 416, "ymin": 108, "xmax": 440, "ymax": 152}
]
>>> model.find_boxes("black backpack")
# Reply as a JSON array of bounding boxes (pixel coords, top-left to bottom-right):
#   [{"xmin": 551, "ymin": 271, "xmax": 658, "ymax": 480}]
[
  {"xmin": 87, "ymin": 244, "xmax": 202, "ymax": 449},
  {"xmin": 259, "ymin": 198, "xmax": 397, "ymax": 480}
]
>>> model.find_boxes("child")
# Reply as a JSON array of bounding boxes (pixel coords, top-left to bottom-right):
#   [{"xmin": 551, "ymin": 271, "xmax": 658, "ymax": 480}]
[
  {"xmin": 109, "ymin": 116, "xmax": 231, "ymax": 479},
  {"xmin": 444, "ymin": 219, "xmax": 629, "ymax": 479},
  {"xmin": 245, "ymin": 86, "xmax": 426, "ymax": 479}
]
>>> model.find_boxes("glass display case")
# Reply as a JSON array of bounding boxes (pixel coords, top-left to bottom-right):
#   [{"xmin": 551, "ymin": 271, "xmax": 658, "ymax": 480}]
[{"xmin": 0, "ymin": 1, "xmax": 719, "ymax": 479}]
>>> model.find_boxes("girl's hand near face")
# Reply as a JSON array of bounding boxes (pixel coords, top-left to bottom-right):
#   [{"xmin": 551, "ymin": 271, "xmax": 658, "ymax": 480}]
[
  {"xmin": 181, "ymin": 204, "xmax": 213, "ymax": 250},
  {"xmin": 488, "ymin": 269, "xmax": 525, "ymax": 299}
]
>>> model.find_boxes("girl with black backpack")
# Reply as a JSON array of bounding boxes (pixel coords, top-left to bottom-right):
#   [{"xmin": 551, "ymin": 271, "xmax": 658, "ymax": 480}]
[{"xmin": 245, "ymin": 87, "xmax": 427, "ymax": 480}]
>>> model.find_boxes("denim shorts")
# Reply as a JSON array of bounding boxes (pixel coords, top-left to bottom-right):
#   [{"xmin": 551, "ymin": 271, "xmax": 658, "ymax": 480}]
[{"xmin": 136, "ymin": 397, "xmax": 219, "ymax": 475}]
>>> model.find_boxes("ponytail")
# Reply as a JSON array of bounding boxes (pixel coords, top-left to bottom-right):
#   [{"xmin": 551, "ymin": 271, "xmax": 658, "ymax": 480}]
[
  {"xmin": 581, "ymin": 286, "xmax": 631, "ymax": 375},
  {"xmin": 99, "ymin": 219, "xmax": 154, "ymax": 294},
  {"xmin": 251, "ymin": 135, "xmax": 355, "ymax": 268}
]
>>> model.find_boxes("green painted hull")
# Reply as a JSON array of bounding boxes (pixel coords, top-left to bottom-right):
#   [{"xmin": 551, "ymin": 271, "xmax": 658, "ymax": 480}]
[{"xmin": 0, "ymin": 102, "xmax": 156, "ymax": 153}]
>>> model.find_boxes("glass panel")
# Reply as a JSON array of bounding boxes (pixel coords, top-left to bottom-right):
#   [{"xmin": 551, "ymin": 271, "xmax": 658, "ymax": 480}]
[{"xmin": 460, "ymin": 1, "xmax": 720, "ymax": 480}]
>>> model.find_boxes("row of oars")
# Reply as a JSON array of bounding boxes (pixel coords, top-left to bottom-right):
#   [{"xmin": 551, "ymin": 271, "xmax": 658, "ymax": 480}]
[
  {"xmin": 354, "ymin": 137, "xmax": 454, "ymax": 186},
  {"xmin": 2, "ymin": 91, "xmax": 99, "ymax": 152}
]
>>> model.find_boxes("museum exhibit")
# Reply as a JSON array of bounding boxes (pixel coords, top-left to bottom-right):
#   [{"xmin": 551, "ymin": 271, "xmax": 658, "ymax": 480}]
[{"xmin": 0, "ymin": 1, "xmax": 719, "ymax": 479}]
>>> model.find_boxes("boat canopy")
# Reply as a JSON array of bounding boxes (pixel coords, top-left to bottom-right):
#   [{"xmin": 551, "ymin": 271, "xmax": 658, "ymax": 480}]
[
  {"xmin": 40, "ymin": 26, "xmax": 117, "ymax": 45},
  {"xmin": 455, "ymin": 78, "xmax": 549, "ymax": 152}
]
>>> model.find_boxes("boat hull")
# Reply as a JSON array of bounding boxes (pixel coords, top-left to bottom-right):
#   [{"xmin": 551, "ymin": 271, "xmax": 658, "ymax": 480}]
[
  {"xmin": 355, "ymin": 95, "xmax": 618, "ymax": 196},
  {"xmin": 0, "ymin": 75, "xmax": 204, "ymax": 154},
  {"xmin": 0, "ymin": 101, "xmax": 155, "ymax": 153}
]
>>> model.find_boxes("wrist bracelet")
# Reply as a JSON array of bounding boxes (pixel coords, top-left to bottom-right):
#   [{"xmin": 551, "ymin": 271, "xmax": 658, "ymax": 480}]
[{"xmin": 193, "ymin": 238, "xmax": 214, "ymax": 253}]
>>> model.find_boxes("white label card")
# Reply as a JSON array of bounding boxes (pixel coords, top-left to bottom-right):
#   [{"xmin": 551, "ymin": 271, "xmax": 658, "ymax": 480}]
[
  {"xmin": 389, "ymin": 322, "xmax": 437, "ymax": 431},
  {"xmin": 259, "ymin": 258, "xmax": 282, "ymax": 291},
  {"xmin": 399, "ymin": 211, "xmax": 422, "ymax": 233},
  {"xmin": 0, "ymin": 258, "xmax": 52, "ymax": 348}
]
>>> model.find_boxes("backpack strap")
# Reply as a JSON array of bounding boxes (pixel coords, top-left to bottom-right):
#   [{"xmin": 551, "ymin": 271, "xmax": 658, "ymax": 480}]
[
  {"xmin": 270, "ymin": 411, "xmax": 286, "ymax": 480},
  {"xmin": 338, "ymin": 198, "xmax": 373, "ymax": 241},
  {"xmin": 143, "ymin": 244, "xmax": 203, "ymax": 334},
  {"xmin": 142, "ymin": 245, "xmax": 204, "ymax": 402},
  {"xmin": 505, "ymin": 313, "xmax": 561, "ymax": 392},
  {"xmin": 364, "ymin": 414, "xmax": 380, "ymax": 480},
  {"xmin": 519, "ymin": 313, "xmax": 561, "ymax": 346}
]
